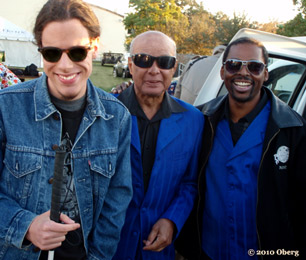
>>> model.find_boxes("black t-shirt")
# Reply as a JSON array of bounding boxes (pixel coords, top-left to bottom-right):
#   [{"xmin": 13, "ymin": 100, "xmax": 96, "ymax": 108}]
[
  {"xmin": 118, "ymin": 86, "xmax": 186, "ymax": 192},
  {"xmin": 40, "ymin": 95, "xmax": 87, "ymax": 260}
]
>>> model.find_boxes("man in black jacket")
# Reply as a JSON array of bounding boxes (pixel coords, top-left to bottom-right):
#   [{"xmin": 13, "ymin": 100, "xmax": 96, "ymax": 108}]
[{"xmin": 176, "ymin": 37, "xmax": 306, "ymax": 260}]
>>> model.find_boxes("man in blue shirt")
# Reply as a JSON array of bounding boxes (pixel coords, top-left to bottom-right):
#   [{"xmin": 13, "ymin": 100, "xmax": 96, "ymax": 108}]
[
  {"xmin": 176, "ymin": 37, "xmax": 306, "ymax": 260},
  {"xmin": 112, "ymin": 31, "xmax": 204, "ymax": 260}
]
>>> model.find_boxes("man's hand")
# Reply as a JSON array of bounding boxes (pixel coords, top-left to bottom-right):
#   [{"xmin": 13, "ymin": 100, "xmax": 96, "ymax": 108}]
[
  {"xmin": 25, "ymin": 210, "xmax": 80, "ymax": 250},
  {"xmin": 143, "ymin": 218, "xmax": 175, "ymax": 252},
  {"xmin": 110, "ymin": 80, "xmax": 133, "ymax": 94}
]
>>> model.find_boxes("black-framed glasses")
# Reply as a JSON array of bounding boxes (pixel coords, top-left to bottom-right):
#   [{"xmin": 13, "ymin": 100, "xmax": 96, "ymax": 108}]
[
  {"xmin": 223, "ymin": 59, "xmax": 266, "ymax": 75},
  {"xmin": 38, "ymin": 45, "xmax": 92, "ymax": 62},
  {"xmin": 132, "ymin": 53, "xmax": 176, "ymax": 69}
]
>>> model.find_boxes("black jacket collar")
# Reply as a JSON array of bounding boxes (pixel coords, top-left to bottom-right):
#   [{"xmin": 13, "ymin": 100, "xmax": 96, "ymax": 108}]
[
  {"xmin": 117, "ymin": 84, "xmax": 187, "ymax": 116},
  {"xmin": 198, "ymin": 87, "xmax": 304, "ymax": 129}
]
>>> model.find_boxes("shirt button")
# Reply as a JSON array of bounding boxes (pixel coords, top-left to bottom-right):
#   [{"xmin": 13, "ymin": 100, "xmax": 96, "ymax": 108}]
[
  {"xmin": 33, "ymin": 246, "xmax": 40, "ymax": 252},
  {"xmin": 52, "ymin": 114, "xmax": 60, "ymax": 120},
  {"xmin": 141, "ymin": 207, "xmax": 146, "ymax": 212},
  {"xmin": 48, "ymin": 178, "xmax": 53, "ymax": 184},
  {"xmin": 52, "ymin": 144, "xmax": 59, "ymax": 150},
  {"xmin": 133, "ymin": 231, "xmax": 138, "ymax": 236}
]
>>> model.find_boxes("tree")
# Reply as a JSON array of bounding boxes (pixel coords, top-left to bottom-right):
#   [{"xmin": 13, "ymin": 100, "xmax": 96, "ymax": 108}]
[
  {"xmin": 277, "ymin": 13, "xmax": 306, "ymax": 36},
  {"xmin": 177, "ymin": 2, "xmax": 218, "ymax": 54},
  {"xmin": 123, "ymin": 0, "xmax": 189, "ymax": 51},
  {"xmin": 276, "ymin": 0, "xmax": 306, "ymax": 36},
  {"xmin": 182, "ymin": 11, "xmax": 217, "ymax": 54},
  {"xmin": 123, "ymin": 0, "xmax": 221, "ymax": 54},
  {"xmin": 212, "ymin": 12, "xmax": 257, "ymax": 44},
  {"xmin": 123, "ymin": 0, "xmax": 263, "ymax": 56},
  {"xmin": 293, "ymin": 0, "xmax": 306, "ymax": 17},
  {"xmin": 257, "ymin": 21, "xmax": 279, "ymax": 34}
]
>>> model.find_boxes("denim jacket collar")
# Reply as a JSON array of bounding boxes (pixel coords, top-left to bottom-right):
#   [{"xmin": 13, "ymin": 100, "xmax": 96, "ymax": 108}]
[{"xmin": 34, "ymin": 74, "xmax": 114, "ymax": 121}]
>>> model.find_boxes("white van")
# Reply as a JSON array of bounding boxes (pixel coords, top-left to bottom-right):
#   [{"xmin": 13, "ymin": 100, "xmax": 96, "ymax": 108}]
[{"xmin": 194, "ymin": 28, "xmax": 306, "ymax": 119}]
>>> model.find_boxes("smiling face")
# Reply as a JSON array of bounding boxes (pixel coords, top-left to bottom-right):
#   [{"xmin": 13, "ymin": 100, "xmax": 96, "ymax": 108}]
[
  {"xmin": 41, "ymin": 19, "xmax": 99, "ymax": 101},
  {"xmin": 128, "ymin": 32, "xmax": 177, "ymax": 99},
  {"xmin": 221, "ymin": 43, "xmax": 269, "ymax": 107}
]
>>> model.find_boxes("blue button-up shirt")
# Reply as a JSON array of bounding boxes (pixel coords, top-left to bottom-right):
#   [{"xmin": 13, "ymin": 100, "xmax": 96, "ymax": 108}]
[{"xmin": 202, "ymin": 101, "xmax": 271, "ymax": 260}]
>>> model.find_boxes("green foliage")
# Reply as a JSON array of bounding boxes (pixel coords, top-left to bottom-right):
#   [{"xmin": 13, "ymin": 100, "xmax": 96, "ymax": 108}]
[
  {"xmin": 276, "ymin": 0, "xmax": 306, "ymax": 36},
  {"xmin": 182, "ymin": 11, "xmax": 217, "ymax": 54},
  {"xmin": 124, "ymin": 0, "xmax": 189, "ymax": 51},
  {"xmin": 293, "ymin": 0, "xmax": 306, "ymax": 17},
  {"xmin": 123, "ymin": 0, "xmax": 304, "ymax": 56},
  {"xmin": 213, "ymin": 12, "xmax": 257, "ymax": 44},
  {"xmin": 277, "ymin": 13, "xmax": 306, "ymax": 36}
]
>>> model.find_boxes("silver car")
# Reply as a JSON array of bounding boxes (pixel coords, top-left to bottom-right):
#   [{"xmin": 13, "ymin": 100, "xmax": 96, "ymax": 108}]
[
  {"xmin": 194, "ymin": 28, "xmax": 306, "ymax": 119},
  {"xmin": 113, "ymin": 53, "xmax": 131, "ymax": 78}
]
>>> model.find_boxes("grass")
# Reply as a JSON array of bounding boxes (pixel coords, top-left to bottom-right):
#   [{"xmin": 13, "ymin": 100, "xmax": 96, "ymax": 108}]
[
  {"xmin": 22, "ymin": 61, "xmax": 128, "ymax": 92},
  {"xmin": 89, "ymin": 61, "xmax": 129, "ymax": 92}
]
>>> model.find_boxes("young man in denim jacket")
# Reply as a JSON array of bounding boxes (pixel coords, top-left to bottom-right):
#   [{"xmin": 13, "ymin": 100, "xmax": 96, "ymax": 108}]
[{"xmin": 0, "ymin": 1, "xmax": 132, "ymax": 259}]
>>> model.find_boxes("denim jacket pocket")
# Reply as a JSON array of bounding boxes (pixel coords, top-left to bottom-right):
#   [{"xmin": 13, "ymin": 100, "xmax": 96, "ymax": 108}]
[
  {"xmin": 4, "ymin": 148, "xmax": 42, "ymax": 178},
  {"xmin": 3, "ymin": 148, "xmax": 42, "ymax": 206},
  {"xmin": 89, "ymin": 152, "xmax": 117, "ymax": 178}
]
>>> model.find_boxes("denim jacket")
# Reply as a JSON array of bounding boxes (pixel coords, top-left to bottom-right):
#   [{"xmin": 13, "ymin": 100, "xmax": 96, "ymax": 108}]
[{"xmin": 0, "ymin": 74, "xmax": 133, "ymax": 260}]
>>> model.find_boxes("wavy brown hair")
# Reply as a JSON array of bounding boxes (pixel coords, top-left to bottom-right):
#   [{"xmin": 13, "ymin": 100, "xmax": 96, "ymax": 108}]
[{"xmin": 34, "ymin": 0, "xmax": 100, "ymax": 47}]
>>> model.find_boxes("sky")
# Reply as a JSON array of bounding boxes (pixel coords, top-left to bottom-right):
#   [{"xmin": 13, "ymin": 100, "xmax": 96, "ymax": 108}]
[
  {"xmin": 85, "ymin": 0, "xmax": 299, "ymax": 24},
  {"xmin": 200, "ymin": 0, "xmax": 299, "ymax": 23}
]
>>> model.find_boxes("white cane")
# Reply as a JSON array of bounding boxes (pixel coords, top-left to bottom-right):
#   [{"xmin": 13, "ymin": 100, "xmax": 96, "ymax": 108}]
[
  {"xmin": 48, "ymin": 250, "xmax": 55, "ymax": 260},
  {"xmin": 48, "ymin": 146, "xmax": 66, "ymax": 260}
]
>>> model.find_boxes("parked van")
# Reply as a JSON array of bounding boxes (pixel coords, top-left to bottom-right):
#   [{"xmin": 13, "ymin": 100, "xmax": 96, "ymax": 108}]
[{"xmin": 194, "ymin": 28, "xmax": 306, "ymax": 119}]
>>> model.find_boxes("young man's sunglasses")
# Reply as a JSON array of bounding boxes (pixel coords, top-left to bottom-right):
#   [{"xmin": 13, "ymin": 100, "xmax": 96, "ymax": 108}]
[
  {"xmin": 38, "ymin": 46, "xmax": 92, "ymax": 62},
  {"xmin": 132, "ymin": 53, "xmax": 176, "ymax": 70},
  {"xmin": 223, "ymin": 59, "xmax": 266, "ymax": 76}
]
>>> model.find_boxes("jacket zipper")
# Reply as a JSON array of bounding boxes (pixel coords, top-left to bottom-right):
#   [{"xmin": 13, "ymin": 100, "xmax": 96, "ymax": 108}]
[{"xmin": 256, "ymin": 129, "xmax": 280, "ymax": 260}]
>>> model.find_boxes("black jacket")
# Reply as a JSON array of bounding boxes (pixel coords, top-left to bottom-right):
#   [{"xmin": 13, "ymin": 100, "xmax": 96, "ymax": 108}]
[{"xmin": 176, "ymin": 88, "xmax": 306, "ymax": 259}]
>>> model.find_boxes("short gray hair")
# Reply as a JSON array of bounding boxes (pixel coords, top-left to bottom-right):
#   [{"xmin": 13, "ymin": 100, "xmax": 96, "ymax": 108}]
[{"xmin": 129, "ymin": 30, "xmax": 176, "ymax": 56}]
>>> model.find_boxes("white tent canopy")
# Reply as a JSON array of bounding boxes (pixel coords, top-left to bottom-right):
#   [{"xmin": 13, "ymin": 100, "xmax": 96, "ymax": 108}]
[{"xmin": 0, "ymin": 16, "xmax": 41, "ymax": 68}]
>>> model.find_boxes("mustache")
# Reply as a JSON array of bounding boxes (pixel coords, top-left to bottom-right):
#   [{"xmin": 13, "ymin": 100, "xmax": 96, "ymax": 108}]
[
  {"xmin": 232, "ymin": 76, "xmax": 254, "ymax": 82},
  {"xmin": 231, "ymin": 75, "xmax": 254, "ymax": 83}
]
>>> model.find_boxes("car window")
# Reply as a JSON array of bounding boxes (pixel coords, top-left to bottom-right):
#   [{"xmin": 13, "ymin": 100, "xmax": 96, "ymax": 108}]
[
  {"xmin": 173, "ymin": 63, "xmax": 185, "ymax": 78},
  {"xmin": 217, "ymin": 57, "xmax": 306, "ymax": 105},
  {"xmin": 121, "ymin": 56, "xmax": 127, "ymax": 62},
  {"xmin": 265, "ymin": 58, "xmax": 306, "ymax": 103}
]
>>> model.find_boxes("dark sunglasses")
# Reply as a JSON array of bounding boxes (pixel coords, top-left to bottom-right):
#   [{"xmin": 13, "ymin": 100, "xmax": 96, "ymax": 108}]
[
  {"xmin": 132, "ymin": 53, "xmax": 176, "ymax": 69},
  {"xmin": 223, "ymin": 59, "xmax": 266, "ymax": 75},
  {"xmin": 38, "ymin": 45, "xmax": 92, "ymax": 62}
]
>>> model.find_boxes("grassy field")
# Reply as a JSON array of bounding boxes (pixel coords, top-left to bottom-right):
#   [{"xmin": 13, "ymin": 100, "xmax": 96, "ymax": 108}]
[
  {"xmin": 89, "ymin": 61, "xmax": 130, "ymax": 92},
  {"xmin": 23, "ymin": 61, "xmax": 128, "ymax": 92}
]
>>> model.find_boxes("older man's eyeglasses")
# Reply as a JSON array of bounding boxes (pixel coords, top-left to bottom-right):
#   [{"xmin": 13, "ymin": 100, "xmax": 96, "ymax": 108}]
[
  {"xmin": 38, "ymin": 45, "xmax": 92, "ymax": 63},
  {"xmin": 223, "ymin": 59, "xmax": 266, "ymax": 76},
  {"xmin": 132, "ymin": 53, "xmax": 176, "ymax": 70}
]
